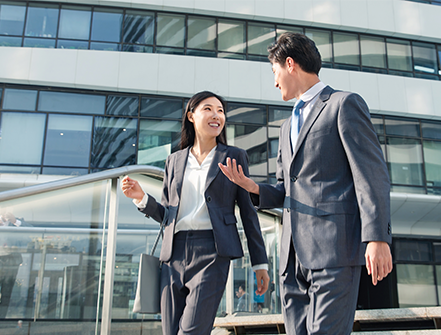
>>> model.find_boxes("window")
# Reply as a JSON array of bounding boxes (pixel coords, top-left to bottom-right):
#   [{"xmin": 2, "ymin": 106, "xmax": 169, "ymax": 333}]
[
  {"xmin": 387, "ymin": 39, "xmax": 412, "ymax": 72},
  {"xmin": 227, "ymin": 103, "xmax": 267, "ymax": 125},
  {"xmin": 248, "ymin": 23, "xmax": 275, "ymax": 56},
  {"xmin": 423, "ymin": 140, "xmax": 441, "ymax": 188},
  {"xmin": 218, "ymin": 19, "xmax": 245, "ymax": 56},
  {"xmin": 123, "ymin": 10, "xmax": 154, "ymax": 46},
  {"xmin": 305, "ymin": 29, "xmax": 332, "ymax": 62},
  {"xmin": 187, "ymin": 16, "xmax": 216, "ymax": 51},
  {"xmin": 91, "ymin": 8, "xmax": 123, "ymax": 43},
  {"xmin": 412, "ymin": 42, "xmax": 437, "ymax": 74},
  {"xmin": 385, "ymin": 118, "xmax": 420, "ymax": 137},
  {"xmin": 25, "ymin": 4, "xmax": 58, "ymax": 38},
  {"xmin": 333, "ymin": 32, "xmax": 359, "ymax": 66},
  {"xmin": 58, "ymin": 6, "xmax": 91, "ymax": 40},
  {"xmin": 107, "ymin": 95, "xmax": 139, "ymax": 117},
  {"xmin": 3, "ymin": 89, "xmax": 37, "ymax": 111},
  {"xmin": 156, "ymin": 13, "xmax": 185, "ymax": 48},
  {"xmin": 360, "ymin": 35, "xmax": 386, "ymax": 69},
  {"xmin": 268, "ymin": 106, "xmax": 291, "ymax": 126},
  {"xmin": 140, "ymin": 97, "xmax": 182, "ymax": 119},
  {"xmin": 0, "ymin": 2, "xmax": 26, "ymax": 36},
  {"xmin": 39, "ymin": 92, "xmax": 106, "ymax": 115}
]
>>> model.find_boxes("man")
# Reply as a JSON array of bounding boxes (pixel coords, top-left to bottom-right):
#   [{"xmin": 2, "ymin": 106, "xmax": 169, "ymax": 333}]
[
  {"xmin": 235, "ymin": 285, "xmax": 248, "ymax": 312},
  {"xmin": 219, "ymin": 33, "xmax": 392, "ymax": 334}
]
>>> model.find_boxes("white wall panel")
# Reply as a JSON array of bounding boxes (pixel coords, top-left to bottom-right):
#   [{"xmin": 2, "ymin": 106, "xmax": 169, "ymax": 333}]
[
  {"xmin": 319, "ymin": 67, "xmax": 351, "ymax": 93},
  {"xmin": 254, "ymin": 0, "xmax": 284, "ymax": 23},
  {"xmin": 225, "ymin": 0, "xmax": 255, "ymax": 19},
  {"xmin": 157, "ymin": 54, "xmax": 195, "ymax": 96},
  {"xmin": 418, "ymin": 3, "xmax": 441, "ymax": 42},
  {"xmin": 348, "ymin": 71, "xmax": 380, "ymax": 112},
  {"xmin": 393, "ymin": 0, "xmax": 422, "ymax": 39},
  {"xmin": 283, "ymin": 0, "xmax": 314, "ymax": 26},
  {"xmin": 340, "ymin": 0, "xmax": 369, "ymax": 33},
  {"xmin": 193, "ymin": 57, "xmax": 229, "ymax": 97},
  {"xmin": 118, "ymin": 52, "xmax": 160, "ymax": 94},
  {"xmin": 310, "ymin": 0, "xmax": 341, "ymax": 29},
  {"xmin": 377, "ymin": 74, "xmax": 408, "ymax": 116},
  {"xmin": 366, "ymin": 0, "xmax": 396, "ymax": 35},
  {"xmin": 227, "ymin": 59, "xmax": 261, "ymax": 101},
  {"xmin": 0, "ymin": 48, "xmax": 31, "ymax": 84},
  {"xmin": 404, "ymin": 78, "xmax": 436, "ymax": 119}
]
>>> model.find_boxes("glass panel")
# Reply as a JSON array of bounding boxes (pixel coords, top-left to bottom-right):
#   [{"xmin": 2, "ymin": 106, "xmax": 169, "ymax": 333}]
[
  {"xmin": 107, "ymin": 95, "xmax": 139, "ymax": 116},
  {"xmin": 218, "ymin": 19, "xmax": 245, "ymax": 54},
  {"xmin": 227, "ymin": 125, "xmax": 267, "ymax": 175},
  {"xmin": 57, "ymin": 39, "xmax": 88, "ymax": 50},
  {"xmin": 396, "ymin": 264, "xmax": 437, "ymax": 307},
  {"xmin": 248, "ymin": 23, "xmax": 276, "ymax": 56},
  {"xmin": 423, "ymin": 140, "xmax": 441, "ymax": 188},
  {"xmin": 385, "ymin": 118, "xmax": 420, "ymax": 137},
  {"xmin": 23, "ymin": 38, "xmax": 55, "ymax": 48},
  {"xmin": 187, "ymin": 16, "xmax": 216, "ymax": 50},
  {"xmin": 412, "ymin": 42, "xmax": 437, "ymax": 74},
  {"xmin": 434, "ymin": 242, "xmax": 441, "ymax": 261},
  {"xmin": 138, "ymin": 120, "xmax": 181, "ymax": 169},
  {"xmin": 268, "ymin": 106, "xmax": 291, "ymax": 126},
  {"xmin": 227, "ymin": 103, "xmax": 267, "ymax": 125},
  {"xmin": 394, "ymin": 239, "xmax": 433, "ymax": 262},
  {"xmin": 156, "ymin": 13, "xmax": 185, "ymax": 48},
  {"xmin": 122, "ymin": 44, "xmax": 153, "ymax": 53},
  {"xmin": 387, "ymin": 39, "xmax": 412, "ymax": 72},
  {"xmin": 333, "ymin": 32, "xmax": 359, "ymax": 65},
  {"xmin": 0, "ymin": 112, "xmax": 46, "ymax": 164},
  {"xmin": 0, "ymin": 165, "xmax": 40, "ymax": 174},
  {"xmin": 360, "ymin": 35, "xmax": 386, "ymax": 68},
  {"xmin": 123, "ymin": 10, "xmax": 154, "ymax": 45},
  {"xmin": 378, "ymin": 135, "xmax": 386, "ymax": 161},
  {"xmin": 276, "ymin": 25, "xmax": 303, "ymax": 39},
  {"xmin": 39, "ymin": 91, "xmax": 105, "ymax": 115},
  {"xmin": 438, "ymin": 46, "xmax": 441, "ymax": 75},
  {"xmin": 304, "ymin": 29, "xmax": 332, "ymax": 62},
  {"xmin": 58, "ymin": 6, "xmax": 91, "ymax": 40},
  {"xmin": 25, "ymin": 4, "xmax": 59, "ymax": 38},
  {"xmin": 91, "ymin": 117, "xmax": 137, "ymax": 168},
  {"xmin": 42, "ymin": 167, "xmax": 88, "ymax": 176},
  {"xmin": 156, "ymin": 46, "xmax": 184, "ymax": 55},
  {"xmin": 371, "ymin": 115, "xmax": 384, "ymax": 135},
  {"xmin": 90, "ymin": 42, "xmax": 119, "ymax": 51},
  {"xmin": 386, "ymin": 137, "xmax": 424, "ymax": 186},
  {"xmin": 0, "ymin": 2, "xmax": 26, "ymax": 35},
  {"xmin": 91, "ymin": 8, "xmax": 122, "ymax": 43},
  {"xmin": 187, "ymin": 49, "xmax": 216, "ymax": 58},
  {"xmin": 390, "ymin": 185, "xmax": 426, "ymax": 194},
  {"xmin": 43, "ymin": 114, "xmax": 92, "ymax": 167},
  {"xmin": 268, "ymin": 127, "xmax": 279, "ymax": 175},
  {"xmin": 3, "ymin": 89, "xmax": 37, "ymax": 111},
  {"xmin": 437, "ymin": 265, "xmax": 441, "ymax": 304},
  {"xmin": 140, "ymin": 97, "xmax": 182, "ymax": 119},
  {"xmin": 0, "ymin": 35, "xmax": 20, "ymax": 47}
]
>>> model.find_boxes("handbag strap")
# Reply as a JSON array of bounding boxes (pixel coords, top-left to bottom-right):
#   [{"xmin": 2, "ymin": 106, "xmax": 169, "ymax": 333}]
[{"xmin": 150, "ymin": 207, "xmax": 168, "ymax": 256}]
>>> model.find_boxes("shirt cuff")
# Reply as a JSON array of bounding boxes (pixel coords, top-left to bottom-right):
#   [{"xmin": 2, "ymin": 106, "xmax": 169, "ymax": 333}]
[
  {"xmin": 252, "ymin": 263, "xmax": 268, "ymax": 271},
  {"xmin": 133, "ymin": 193, "xmax": 148, "ymax": 209}
]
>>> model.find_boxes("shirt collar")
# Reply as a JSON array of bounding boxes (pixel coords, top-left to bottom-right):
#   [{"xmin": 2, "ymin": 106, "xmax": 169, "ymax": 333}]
[{"xmin": 298, "ymin": 81, "xmax": 326, "ymax": 104}]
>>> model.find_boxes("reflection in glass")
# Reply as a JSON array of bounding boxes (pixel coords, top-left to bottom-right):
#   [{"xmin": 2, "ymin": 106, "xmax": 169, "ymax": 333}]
[
  {"xmin": 386, "ymin": 137, "xmax": 424, "ymax": 186},
  {"xmin": 396, "ymin": 264, "xmax": 437, "ymax": 307},
  {"xmin": 227, "ymin": 125, "xmax": 267, "ymax": 176},
  {"xmin": 412, "ymin": 42, "xmax": 437, "ymax": 74},
  {"xmin": 25, "ymin": 4, "xmax": 59, "ymax": 38},
  {"xmin": 305, "ymin": 29, "xmax": 332, "ymax": 62},
  {"xmin": 387, "ymin": 39, "xmax": 412, "ymax": 72},
  {"xmin": 333, "ymin": 32, "xmax": 359, "ymax": 65},
  {"xmin": 43, "ymin": 114, "xmax": 93, "ymax": 167},
  {"xmin": 23, "ymin": 38, "xmax": 55, "ymax": 48},
  {"xmin": 58, "ymin": 6, "xmax": 91, "ymax": 40},
  {"xmin": 371, "ymin": 115, "xmax": 384, "ymax": 135},
  {"xmin": 227, "ymin": 103, "xmax": 267, "ymax": 125},
  {"xmin": 3, "ymin": 89, "xmax": 37, "ymax": 111},
  {"xmin": 423, "ymin": 140, "xmax": 441, "ymax": 188},
  {"xmin": 122, "ymin": 44, "xmax": 153, "ymax": 53},
  {"xmin": 57, "ymin": 39, "xmax": 88, "ymax": 49},
  {"xmin": 268, "ymin": 127, "xmax": 279, "ymax": 175},
  {"xmin": 0, "ymin": 35, "xmax": 21, "ymax": 46},
  {"xmin": 156, "ymin": 13, "xmax": 185, "ymax": 48},
  {"xmin": 123, "ymin": 10, "xmax": 154, "ymax": 45},
  {"xmin": 218, "ymin": 19, "xmax": 245, "ymax": 54},
  {"xmin": 276, "ymin": 25, "xmax": 303, "ymax": 39},
  {"xmin": 91, "ymin": 9, "xmax": 122, "ymax": 43},
  {"xmin": 141, "ymin": 97, "xmax": 182, "ymax": 119},
  {"xmin": 39, "ymin": 91, "xmax": 106, "ymax": 114},
  {"xmin": 360, "ymin": 35, "xmax": 386, "ymax": 68},
  {"xmin": 188, "ymin": 16, "xmax": 216, "ymax": 50},
  {"xmin": 394, "ymin": 239, "xmax": 433, "ymax": 262},
  {"xmin": 138, "ymin": 120, "xmax": 181, "ymax": 168},
  {"xmin": 90, "ymin": 42, "xmax": 119, "ymax": 51},
  {"xmin": 268, "ymin": 106, "xmax": 291, "ymax": 126},
  {"xmin": 248, "ymin": 23, "xmax": 275, "ymax": 56},
  {"xmin": 91, "ymin": 117, "xmax": 137, "ymax": 168},
  {"xmin": 0, "ymin": 2, "xmax": 26, "ymax": 35},
  {"xmin": 107, "ymin": 96, "xmax": 139, "ymax": 116},
  {"xmin": 385, "ymin": 117, "xmax": 420, "ymax": 137},
  {"xmin": 0, "ymin": 165, "xmax": 40, "ymax": 174},
  {"xmin": 422, "ymin": 121, "xmax": 441, "ymax": 140},
  {"xmin": 0, "ymin": 112, "xmax": 46, "ymax": 165}
]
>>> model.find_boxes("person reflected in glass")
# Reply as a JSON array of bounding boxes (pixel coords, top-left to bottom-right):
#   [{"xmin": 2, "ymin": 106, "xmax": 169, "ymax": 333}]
[
  {"xmin": 121, "ymin": 91, "xmax": 269, "ymax": 335},
  {"xmin": 235, "ymin": 285, "xmax": 249, "ymax": 312}
]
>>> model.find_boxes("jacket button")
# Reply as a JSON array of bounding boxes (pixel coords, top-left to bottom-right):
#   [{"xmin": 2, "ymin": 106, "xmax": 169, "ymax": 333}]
[
  {"xmin": 291, "ymin": 176, "xmax": 297, "ymax": 182},
  {"xmin": 207, "ymin": 196, "xmax": 212, "ymax": 203},
  {"xmin": 287, "ymin": 208, "xmax": 290, "ymax": 213}
]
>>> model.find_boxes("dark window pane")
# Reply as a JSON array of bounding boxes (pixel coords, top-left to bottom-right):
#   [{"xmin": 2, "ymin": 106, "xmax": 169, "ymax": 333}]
[
  {"xmin": 0, "ymin": 2, "xmax": 26, "ymax": 35},
  {"xmin": 156, "ymin": 46, "xmax": 184, "ymax": 55},
  {"xmin": 24, "ymin": 38, "xmax": 55, "ymax": 48},
  {"xmin": 58, "ymin": 6, "xmax": 91, "ymax": 40},
  {"xmin": 413, "ymin": 42, "xmax": 437, "ymax": 74},
  {"xmin": 57, "ymin": 39, "xmax": 88, "ymax": 49},
  {"xmin": 305, "ymin": 29, "xmax": 332, "ymax": 62},
  {"xmin": 248, "ymin": 23, "xmax": 275, "ymax": 56},
  {"xmin": 3, "ymin": 89, "xmax": 37, "ymax": 111},
  {"xmin": 156, "ymin": 13, "xmax": 185, "ymax": 48},
  {"xmin": 25, "ymin": 4, "xmax": 59, "ymax": 38},
  {"xmin": 91, "ymin": 117, "xmax": 137, "ymax": 168},
  {"xmin": 434, "ymin": 242, "xmax": 441, "ymax": 262},
  {"xmin": 90, "ymin": 42, "xmax": 119, "ymax": 51},
  {"xmin": 187, "ymin": 16, "xmax": 216, "ymax": 50},
  {"xmin": 386, "ymin": 137, "xmax": 424, "ymax": 186},
  {"xmin": 122, "ymin": 44, "xmax": 153, "ymax": 53},
  {"xmin": 107, "ymin": 95, "xmax": 139, "ymax": 116},
  {"xmin": 43, "ymin": 114, "xmax": 92, "ymax": 167},
  {"xmin": 123, "ymin": 10, "xmax": 154, "ymax": 45},
  {"xmin": 138, "ymin": 119, "xmax": 181, "ymax": 168},
  {"xmin": 140, "ymin": 97, "xmax": 182, "ymax": 119},
  {"xmin": 42, "ymin": 167, "xmax": 88, "ymax": 176},
  {"xmin": 423, "ymin": 140, "xmax": 441, "ymax": 188},
  {"xmin": 422, "ymin": 121, "xmax": 441, "ymax": 140},
  {"xmin": 333, "ymin": 32, "xmax": 359, "ymax": 65},
  {"xmin": 187, "ymin": 49, "xmax": 216, "ymax": 57},
  {"xmin": 360, "ymin": 35, "xmax": 386, "ymax": 68},
  {"xmin": 39, "ymin": 91, "xmax": 105, "ymax": 114},
  {"xmin": 387, "ymin": 39, "xmax": 412, "ymax": 72},
  {"xmin": 218, "ymin": 19, "xmax": 245, "ymax": 54},
  {"xmin": 371, "ymin": 115, "xmax": 384, "ymax": 135},
  {"xmin": 0, "ymin": 35, "xmax": 21, "ymax": 46},
  {"xmin": 268, "ymin": 106, "xmax": 291, "ymax": 126},
  {"xmin": 91, "ymin": 9, "xmax": 122, "ymax": 43},
  {"xmin": 385, "ymin": 117, "xmax": 420, "ymax": 137},
  {"xmin": 394, "ymin": 239, "xmax": 433, "ymax": 262},
  {"xmin": 227, "ymin": 103, "xmax": 266, "ymax": 125}
]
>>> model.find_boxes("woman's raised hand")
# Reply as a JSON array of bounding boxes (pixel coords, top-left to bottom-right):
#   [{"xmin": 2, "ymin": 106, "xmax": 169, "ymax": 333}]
[{"xmin": 121, "ymin": 176, "xmax": 145, "ymax": 202}]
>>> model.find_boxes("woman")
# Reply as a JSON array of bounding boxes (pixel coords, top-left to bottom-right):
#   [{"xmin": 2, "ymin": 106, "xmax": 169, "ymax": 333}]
[{"xmin": 121, "ymin": 91, "xmax": 269, "ymax": 335}]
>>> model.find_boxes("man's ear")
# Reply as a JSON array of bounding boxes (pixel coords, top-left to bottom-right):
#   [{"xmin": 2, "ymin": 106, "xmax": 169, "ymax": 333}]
[{"xmin": 286, "ymin": 57, "xmax": 296, "ymax": 72}]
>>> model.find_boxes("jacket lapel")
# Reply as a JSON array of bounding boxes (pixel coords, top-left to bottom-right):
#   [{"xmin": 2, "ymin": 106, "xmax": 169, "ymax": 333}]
[
  {"xmin": 174, "ymin": 147, "xmax": 190, "ymax": 199},
  {"xmin": 205, "ymin": 142, "xmax": 228, "ymax": 191}
]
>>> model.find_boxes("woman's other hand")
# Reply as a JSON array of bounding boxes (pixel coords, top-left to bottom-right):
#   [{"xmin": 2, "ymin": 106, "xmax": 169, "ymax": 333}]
[{"xmin": 121, "ymin": 176, "xmax": 144, "ymax": 202}]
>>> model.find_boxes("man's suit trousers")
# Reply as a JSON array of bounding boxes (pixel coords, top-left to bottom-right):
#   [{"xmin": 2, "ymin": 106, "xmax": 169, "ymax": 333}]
[{"xmin": 160, "ymin": 230, "xmax": 230, "ymax": 335}]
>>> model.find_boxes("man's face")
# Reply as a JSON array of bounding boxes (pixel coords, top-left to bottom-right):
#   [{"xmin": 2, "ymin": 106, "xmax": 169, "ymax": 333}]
[{"xmin": 272, "ymin": 60, "xmax": 295, "ymax": 101}]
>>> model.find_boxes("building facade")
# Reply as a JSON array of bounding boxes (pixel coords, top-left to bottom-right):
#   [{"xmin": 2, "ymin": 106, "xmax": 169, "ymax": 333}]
[{"xmin": 0, "ymin": 0, "xmax": 441, "ymax": 333}]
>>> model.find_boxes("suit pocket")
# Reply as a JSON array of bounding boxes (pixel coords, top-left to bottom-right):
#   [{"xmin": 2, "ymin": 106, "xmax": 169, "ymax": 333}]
[
  {"xmin": 224, "ymin": 213, "xmax": 237, "ymax": 225},
  {"xmin": 316, "ymin": 201, "xmax": 356, "ymax": 216}
]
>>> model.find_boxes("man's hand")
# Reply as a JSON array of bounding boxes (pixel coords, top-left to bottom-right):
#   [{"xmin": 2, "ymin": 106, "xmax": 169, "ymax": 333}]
[
  {"xmin": 121, "ymin": 176, "xmax": 145, "ymax": 202},
  {"xmin": 365, "ymin": 241, "xmax": 393, "ymax": 286},
  {"xmin": 218, "ymin": 158, "xmax": 260, "ymax": 194},
  {"xmin": 255, "ymin": 269, "xmax": 270, "ymax": 295}
]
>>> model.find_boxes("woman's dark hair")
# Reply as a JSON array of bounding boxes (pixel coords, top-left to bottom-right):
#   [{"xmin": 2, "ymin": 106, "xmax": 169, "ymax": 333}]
[
  {"xmin": 268, "ymin": 32, "xmax": 322, "ymax": 75},
  {"xmin": 180, "ymin": 91, "xmax": 228, "ymax": 149}
]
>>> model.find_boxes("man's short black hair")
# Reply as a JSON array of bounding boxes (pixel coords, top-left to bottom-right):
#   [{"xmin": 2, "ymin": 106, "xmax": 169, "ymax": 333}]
[{"xmin": 268, "ymin": 32, "xmax": 322, "ymax": 75}]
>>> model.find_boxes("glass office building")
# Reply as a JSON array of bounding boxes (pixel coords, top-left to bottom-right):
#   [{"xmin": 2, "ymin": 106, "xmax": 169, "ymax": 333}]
[{"xmin": 0, "ymin": 0, "xmax": 441, "ymax": 333}]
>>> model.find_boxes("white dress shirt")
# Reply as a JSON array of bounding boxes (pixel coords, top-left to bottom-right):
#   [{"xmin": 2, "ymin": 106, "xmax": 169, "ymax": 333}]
[{"xmin": 297, "ymin": 81, "xmax": 327, "ymax": 126}]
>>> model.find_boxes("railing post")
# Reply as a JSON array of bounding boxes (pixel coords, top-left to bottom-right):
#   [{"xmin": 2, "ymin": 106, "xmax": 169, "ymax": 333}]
[{"xmin": 100, "ymin": 177, "xmax": 119, "ymax": 335}]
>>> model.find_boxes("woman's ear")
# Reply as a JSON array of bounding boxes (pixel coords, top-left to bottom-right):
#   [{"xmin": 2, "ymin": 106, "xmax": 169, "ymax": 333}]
[{"xmin": 187, "ymin": 111, "xmax": 194, "ymax": 123}]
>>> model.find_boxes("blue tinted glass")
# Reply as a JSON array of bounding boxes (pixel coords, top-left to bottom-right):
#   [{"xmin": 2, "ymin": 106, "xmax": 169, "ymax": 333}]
[
  {"xmin": 57, "ymin": 39, "xmax": 88, "ymax": 49},
  {"xmin": 91, "ymin": 117, "xmax": 137, "ymax": 168},
  {"xmin": 107, "ymin": 96, "xmax": 139, "ymax": 116},
  {"xmin": 227, "ymin": 103, "xmax": 267, "ymax": 125},
  {"xmin": 43, "ymin": 114, "xmax": 93, "ymax": 167},
  {"xmin": 90, "ymin": 42, "xmax": 119, "ymax": 51},
  {"xmin": 3, "ymin": 89, "xmax": 37, "ymax": 111},
  {"xmin": 58, "ymin": 7, "xmax": 91, "ymax": 40},
  {"xmin": 140, "ymin": 97, "xmax": 182, "ymax": 119},
  {"xmin": 25, "ymin": 5, "xmax": 59, "ymax": 38},
  {"xmin": 156, "ymin": 13, "xmax": 185, "ymax": 47},
  {"xmin": 0, "ymin": 3, "xmax": 26, "ymax": 35},
  {"xmin": 412, "ymin": 42, "xmax": 437, "ymax": 74},
  {"xmin": 122, "ymin": 44, "xmax": 153, "ymax": 53},
  {"xmin": 42, "ymin": 167, "xmax": 88, "ymax": 176},
  {"xmin": 385, "ymin": 117, "xmax": 420, "ymax": 137},
  {"xmin": 0, "ymin": 35, "xmax": 21, "ymax": 46},
  {"xmin": 123, "ymin": 10, "xmax": 154, "ymax": 44},
  {"xmin": 39, "ymin": 91, "xmax": 105, "ymax": 114},
  {"xmin": 422, "ymin": 121, "xmax": 441, "ymax": 140},
  {"xmin": 23, "ymin": 38, "xmax": 55, "ymax": 48},
  {"xmin": 91, "ymin": 10, "xmax": 122, "ymax": 42}
]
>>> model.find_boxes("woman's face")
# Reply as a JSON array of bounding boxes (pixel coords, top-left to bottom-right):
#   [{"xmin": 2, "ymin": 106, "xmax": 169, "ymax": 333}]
[{"xmin": 187, "ymin": 96, "xmax": 225, "ymax": 141}]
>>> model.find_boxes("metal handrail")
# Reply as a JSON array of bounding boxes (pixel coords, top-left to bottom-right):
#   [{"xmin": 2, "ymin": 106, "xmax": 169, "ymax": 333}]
[{"xmin": 0, "ymin": 165, "xmax": 164, "ymax": 202}]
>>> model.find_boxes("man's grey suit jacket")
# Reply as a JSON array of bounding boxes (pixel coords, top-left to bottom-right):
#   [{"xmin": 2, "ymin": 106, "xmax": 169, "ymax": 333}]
[
  {"xmin": 252, "ymin": 86, "xmax": 392, "ymax": 274},
  {"xmin": 141, "ymin": 143, "xmax": 268, "ymax": 267}
]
